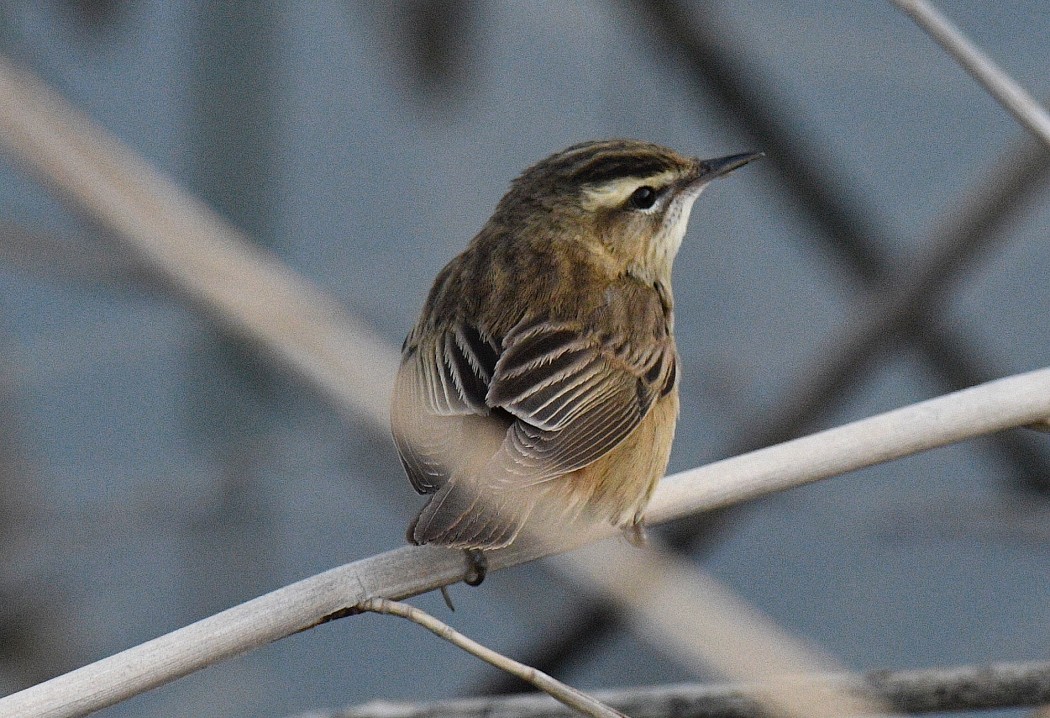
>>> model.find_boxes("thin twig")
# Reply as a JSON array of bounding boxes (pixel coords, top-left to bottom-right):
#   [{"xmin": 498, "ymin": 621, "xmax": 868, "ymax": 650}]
[
  {"xmin": 891, "ymin": 0, "xmax": 1050, "ymax": 147},
  {"xmin": 357, "ymin": 598, "xmax": 626, "ymax": 718},
  {"xmin": 318, "ymin": 659, "xmax": 1050, "ymax": 718}
]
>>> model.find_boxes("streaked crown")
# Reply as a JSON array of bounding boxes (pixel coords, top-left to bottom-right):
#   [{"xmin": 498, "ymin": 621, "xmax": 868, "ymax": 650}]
[{"xmin": 499, "ymin": 139, "xmax": 697, "ymax": 211}]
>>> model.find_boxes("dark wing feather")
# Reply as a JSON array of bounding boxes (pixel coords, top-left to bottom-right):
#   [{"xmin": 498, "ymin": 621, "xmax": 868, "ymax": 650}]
[
  {"xmin": 391, "ymin": 323, "xmax": 502, "ymax": 494},
  {"xmin": 485, "ymin": 319, "xmax": 676, "ymax": 486},
  {"xmin": 391, "ymin": 346, "xmax": 451, "ymax": 493}
]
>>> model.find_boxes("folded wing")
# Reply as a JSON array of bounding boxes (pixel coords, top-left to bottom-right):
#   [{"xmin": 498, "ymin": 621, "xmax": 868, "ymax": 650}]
[{"xmin": 391, "ymin": 313, "xmax": 676, "ymax": 548}]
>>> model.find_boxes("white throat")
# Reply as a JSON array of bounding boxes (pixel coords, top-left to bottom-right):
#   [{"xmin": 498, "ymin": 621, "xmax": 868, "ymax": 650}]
[{"xmin": 646, "ymin": 184, "xmax": 707, "ymax": 278}]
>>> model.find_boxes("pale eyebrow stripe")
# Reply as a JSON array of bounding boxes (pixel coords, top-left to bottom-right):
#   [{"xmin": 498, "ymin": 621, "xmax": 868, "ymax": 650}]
[{"xmin": 579, "ymin": 171, "xmax": 679, "ymax": 210}]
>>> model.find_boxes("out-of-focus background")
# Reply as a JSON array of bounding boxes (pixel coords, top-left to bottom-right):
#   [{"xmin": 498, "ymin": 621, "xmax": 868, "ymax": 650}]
[{"xmin": 1, "ymin": 2, "xmax": 1049, "ymax": 717}]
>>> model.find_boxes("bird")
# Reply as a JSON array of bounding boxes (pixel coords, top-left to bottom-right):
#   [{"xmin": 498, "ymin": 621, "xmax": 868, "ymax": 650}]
[{"xmin": 391, "ymin": 139, "xmax": 760, "ymax": 584}]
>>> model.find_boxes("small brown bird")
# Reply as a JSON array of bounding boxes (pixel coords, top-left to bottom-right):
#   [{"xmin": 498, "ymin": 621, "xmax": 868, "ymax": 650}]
[{"xmin": 392, "ymin": 139, "xmax": 759, "ymax": 581}]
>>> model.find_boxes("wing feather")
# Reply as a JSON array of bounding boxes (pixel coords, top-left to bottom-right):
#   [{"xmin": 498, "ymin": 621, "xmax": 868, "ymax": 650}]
[
  {"xmin": 391, "ymin": 323, "xmax": 504, "ymax": 494},
  {"xmin": 485, "ymin": 318, "xmax": 675, "ymax": 486}
]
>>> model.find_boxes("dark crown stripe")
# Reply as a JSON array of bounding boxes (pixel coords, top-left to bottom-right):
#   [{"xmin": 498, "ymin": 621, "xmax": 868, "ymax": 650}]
[{"xmin": 568, "ymin": 152, "xmax": 678, "ymax": 186}]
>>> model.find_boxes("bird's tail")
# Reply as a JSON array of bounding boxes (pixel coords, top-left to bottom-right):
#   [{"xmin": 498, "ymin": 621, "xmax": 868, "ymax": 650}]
[{"xmin": 408, "ymin": 478, "xmax": 536, "ymax": 551}]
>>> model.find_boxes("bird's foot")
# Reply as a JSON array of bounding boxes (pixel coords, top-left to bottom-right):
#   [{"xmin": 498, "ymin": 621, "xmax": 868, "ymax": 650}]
[
  {"xmin": 623, "ymin": 522, "xmax": 649, "ymax": 547},
  {"xmin": 463, "ymin": 549, "xmax": 488, "ymax": 586}
]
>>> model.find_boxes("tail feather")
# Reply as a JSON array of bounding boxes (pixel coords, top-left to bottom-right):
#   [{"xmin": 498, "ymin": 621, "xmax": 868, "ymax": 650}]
[{"xmin": 410, "ymin": 480, "xmax": 532, "ymax": 550}]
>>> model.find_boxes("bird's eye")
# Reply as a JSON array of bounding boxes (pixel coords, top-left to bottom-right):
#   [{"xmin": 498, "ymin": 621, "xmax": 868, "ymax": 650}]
[{"xmin": 627, "ymin": 185, "xmax": 657, "ymax": 210}]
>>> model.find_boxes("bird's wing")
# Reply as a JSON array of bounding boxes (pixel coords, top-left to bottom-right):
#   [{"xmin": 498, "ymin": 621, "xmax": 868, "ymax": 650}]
[
  {"xmin": 391, "ymin": 322, "xmax": 503, "ymax": 494},
  {"xmin": 393, "ymin": 310, "xmax": 676, "ymax": 549},
  {"xmin": 485, "ymin": 316, "xmax": 677, "ymax": 486}
]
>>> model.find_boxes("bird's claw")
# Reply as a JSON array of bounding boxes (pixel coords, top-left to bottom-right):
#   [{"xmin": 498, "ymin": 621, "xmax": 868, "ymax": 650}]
[{"xmin": 463, "ymin": 549, "xmax": 488, "ymax": 586}]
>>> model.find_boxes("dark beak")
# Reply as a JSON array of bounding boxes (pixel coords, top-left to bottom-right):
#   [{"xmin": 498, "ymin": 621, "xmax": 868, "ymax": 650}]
[{"xmin": 697, "ymin": 151, "xmax": 764, "ymax": 181}]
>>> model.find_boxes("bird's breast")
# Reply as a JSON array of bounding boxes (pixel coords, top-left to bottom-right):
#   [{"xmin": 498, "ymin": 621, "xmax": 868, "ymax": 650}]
[{"xmin": 542, "ymin": 388, "xmax": 679, "ymax": 528}]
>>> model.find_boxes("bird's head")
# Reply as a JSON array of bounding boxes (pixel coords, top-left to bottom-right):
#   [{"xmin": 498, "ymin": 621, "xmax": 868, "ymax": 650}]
[{"xmin": 494, "ymin": 139, "xmax": 761, "ymax": 282}]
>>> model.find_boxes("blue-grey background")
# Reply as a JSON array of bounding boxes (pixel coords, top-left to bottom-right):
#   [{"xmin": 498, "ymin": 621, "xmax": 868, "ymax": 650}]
[{"xmin": 0, "ymin": 2, "xmax": 1048, "ymax": 716}]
